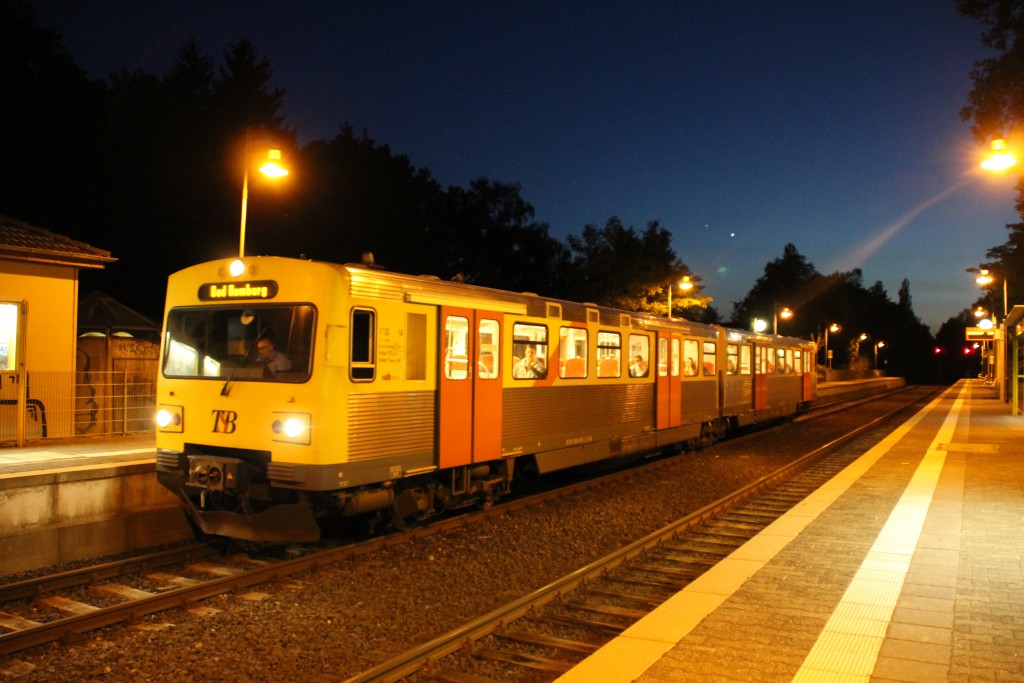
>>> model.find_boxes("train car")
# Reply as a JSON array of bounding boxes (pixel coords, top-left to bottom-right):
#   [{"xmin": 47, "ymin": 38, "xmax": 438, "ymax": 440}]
[{"xmin": 154, "ymin": 256, "xmax": 816, "ymax": 542}]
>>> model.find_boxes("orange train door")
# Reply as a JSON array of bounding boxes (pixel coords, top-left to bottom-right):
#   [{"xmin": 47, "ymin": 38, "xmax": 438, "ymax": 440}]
[
  {"xmin": 438, "ymin": 307, "xmax": 503, "ymax": 469},
  {"xmin": 656, "ymin": 332, "xmax": 682, "ymax": 430},
  {"xmin": 753, "ymin": 344, "xmax": 768, "ymax": 410},
  {"xmin": 801, "ymin": 348, "xmax": 815, "ymax": 401}
]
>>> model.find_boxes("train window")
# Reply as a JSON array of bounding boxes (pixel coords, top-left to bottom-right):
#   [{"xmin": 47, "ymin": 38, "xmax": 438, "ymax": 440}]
[
  {"xmin": 658, "ymin": 338, "xmax": 669, "ymax": 377},
  {"xmin": 351, "ymin": 308, "xmax": 376, "ymax": 380},
  {"xmin": 407, "ymin": 313, "xmax": 427, "ymax": 381},
  {"xmin": 703, "ymin": 342, "xmax": 716, "ymax": 376},
  {"xmin": 671, "ymin": 338, "xmax": 681, "ymax": 376},
  {"xmin": 597, "ymin": 331, "xmax": 621, "ymax": 378},
  {"xmin": 478, "ymin": 319, "xmax": 499, "ymax": 379},
  {"xmin": 726, "ymin": 344, "xmax": 739, "ymax": 375},
  {"xmin": 766, "ymin": 347, "xmax": 776, "ymax": 373},
  {"xmin": 163, "ymin": 304, "xmax": 315, "ymax": 383},
  {"xmin": 794, "ymin": 349, "xmax": 802, "ymax": 374},
  {"xmin": 444, "ymin": 316, "xmax": 470, "ymax": 380},
  {"xmin": 628, "ymin": 334, "xmax": 649, "ymax": 377},
  {"xmin": 683, "ymin": 339, "xmax": 699, "ymax": 377},
  {"xmin": 512, "ymin": 323, "xmax": 548, "ymax": 379},
  {"xmin": 786, "ymin": 349, "xmax": 794, "ymax": 373},
  {"xmin": 740, "ymin": 345, "xmax": 752, "ymax": 375},
  {"xmin": 775, "ymin": 348, "xmax": 786, "ymax": 373},
  {"xmin": 559, "ymin": 327, "xmax": 588, "ymax": 378}
]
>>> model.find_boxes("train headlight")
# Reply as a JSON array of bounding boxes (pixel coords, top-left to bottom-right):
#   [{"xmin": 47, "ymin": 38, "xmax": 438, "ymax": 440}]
[
  {"xmin": 271, "ymin": 412, "xmax": 310, "ymax": 444},
  {"xmin": 156, "ymin": 405, "xmax": 183, "ymax": 432}
]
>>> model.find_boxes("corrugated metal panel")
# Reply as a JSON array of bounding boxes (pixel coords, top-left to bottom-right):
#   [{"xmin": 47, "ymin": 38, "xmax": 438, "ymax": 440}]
[
  {"xmin": 503, "ymin": 385, "xmax": 652, "ymax": 441},
  {"xmin": 723, "ymin": 375, "xmax": 753, "ymax": 408},
  {"xmin": 348, "ymin": 391, "xmax": 435, "ymax": 461},
  {"xmin": 348, "ymin": 271, "xmax": 407, "ymax": 301}
]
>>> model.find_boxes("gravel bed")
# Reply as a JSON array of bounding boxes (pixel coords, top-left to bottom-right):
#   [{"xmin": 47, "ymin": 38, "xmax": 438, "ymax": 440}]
[{"xmin": 5, "ymin": 407, "xmax": 881, "ymax": 682}]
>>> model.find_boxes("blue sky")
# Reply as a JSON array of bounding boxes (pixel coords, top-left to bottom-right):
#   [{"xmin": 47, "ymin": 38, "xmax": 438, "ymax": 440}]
[{"xmin": 31, "ymin": 1, "xmax": 1020, "ymax": 331}]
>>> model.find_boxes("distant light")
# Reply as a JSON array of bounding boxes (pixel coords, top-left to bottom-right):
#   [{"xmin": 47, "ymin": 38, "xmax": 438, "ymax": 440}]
[
  {"xmin": 229, "ymin": 259, "xmax": 245, "ymax": 276},
  {"xmin": 978, "ymin": 318, "xmax": 994, "ymax": 330}
]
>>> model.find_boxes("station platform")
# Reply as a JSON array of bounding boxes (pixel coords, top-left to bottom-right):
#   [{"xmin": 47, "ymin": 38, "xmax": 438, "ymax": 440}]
[
  {"xmin": 557, "ymin": 378, "xmax": 1024, "ymax": 682},
  {"xmin": 0, "ymin": 432, "xmax": 154, "ymax": 476}
]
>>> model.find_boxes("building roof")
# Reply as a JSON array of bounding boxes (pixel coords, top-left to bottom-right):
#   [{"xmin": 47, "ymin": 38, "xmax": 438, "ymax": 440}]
[
  {"xmin": 78, "ymin": 290, "xmax": 160, "ymax": 336},
  {"xmin": 0, "ymin": 214, "xmax": 116, "ymax": 269}
]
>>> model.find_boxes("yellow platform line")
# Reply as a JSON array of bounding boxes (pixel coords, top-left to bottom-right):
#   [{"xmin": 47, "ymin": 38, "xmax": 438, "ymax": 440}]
[
  {"xmin": 556, "ymin": 384, "xmax": 962, "ymax": 683},
  {"xmin": 791, "ymin": 384, "xmax": 964, "ymax": 682}
]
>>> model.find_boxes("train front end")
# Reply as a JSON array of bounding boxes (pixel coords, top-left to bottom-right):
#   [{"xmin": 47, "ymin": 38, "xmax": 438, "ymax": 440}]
[{"xmin": 155, "ymin": 256, "xmax": 336, "ymax": 542}]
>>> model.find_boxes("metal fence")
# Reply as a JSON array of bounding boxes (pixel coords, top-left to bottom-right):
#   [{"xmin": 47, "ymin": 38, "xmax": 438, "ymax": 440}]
[{"xmin": 0, "ymin": 368, "xmax": 157, "ymax": 443}]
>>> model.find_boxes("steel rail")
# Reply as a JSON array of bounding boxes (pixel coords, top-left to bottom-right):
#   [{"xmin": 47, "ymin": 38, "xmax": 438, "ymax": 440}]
[{"xmin": 341, "ymin": 387, "xmax": 937, "ymax": 683}]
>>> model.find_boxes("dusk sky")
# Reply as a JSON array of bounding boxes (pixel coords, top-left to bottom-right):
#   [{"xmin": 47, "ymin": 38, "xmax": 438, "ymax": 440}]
[{"xmin": 30, "ymin": 1, "xmax": 1020, "ymax": 332}]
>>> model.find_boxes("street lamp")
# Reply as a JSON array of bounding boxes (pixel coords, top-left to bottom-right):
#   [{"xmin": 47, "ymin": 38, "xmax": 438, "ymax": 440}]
[
  {"xmin": 975, "ymin": 269, "xmax": 1008, "ymax": 319},
  {"xmin": 774, "ymin": 306, "xmax": 793, "ymax": 335},
  {"xmin": 981, "ymin": 138, "xmax": 1017, "ymax": 171},
  {"xmin": 752, "ymin": 318, "xmax": 768, "ymax": 333},
  {"xmin": 874, "ymin": 340, "xmax": 885, "ymax": 370},
  {"xmin": 238, "ymin": 138, "xmax": 289, "ymax": 260},
  {"xmin": 667, "ymin": 276, "xmax": 694, "ymax": 321},
  {"xmin": 823, "ymin": 323, "xmax": 841, "ymax": 370}
]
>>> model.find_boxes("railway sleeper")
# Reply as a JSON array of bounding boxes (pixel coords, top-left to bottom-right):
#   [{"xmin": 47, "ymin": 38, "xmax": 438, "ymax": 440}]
[
  {"xmin": 495, "ymin": 629, "xmax": 601, "ymax": 655},
  {"xmin": 533, "ymin": 612, "xmax": 625, "ymax": 635},
  {"xmin": 564, "ymin": 599, "xmax": 649, "ymax": 620},
  {"xmin": 469, "ymin": 646, "xmax": 575, "ymax": 673}
]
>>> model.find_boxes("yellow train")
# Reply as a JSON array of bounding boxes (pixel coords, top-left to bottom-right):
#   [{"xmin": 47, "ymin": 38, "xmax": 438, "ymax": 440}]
[{"xmin": 155, "ymin": 256, "xmax": 816, "ymax": 542}]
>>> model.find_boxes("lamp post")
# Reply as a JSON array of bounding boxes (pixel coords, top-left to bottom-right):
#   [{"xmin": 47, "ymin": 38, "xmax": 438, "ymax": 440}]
[
  {"xmin": 824, "ymin": 323, "xmax": 840, "ymax": 370},
  {"xmin": 774, "ymin": 306, "xmax": 793, "ymax": 335},
  {"xmin": 238, "ymin": 136, "xmax": 289, "ymax": 259},
  {"xmin": 667, "ymin": 276, "xmax": 694, "ymax": 321},
  {"xmin": 975, "ymin": 268, "xmax": 1009, "ymax": 397},
  {"xmin": 874, "ymin": 340, "xmax": 885, "ymax": 371}
]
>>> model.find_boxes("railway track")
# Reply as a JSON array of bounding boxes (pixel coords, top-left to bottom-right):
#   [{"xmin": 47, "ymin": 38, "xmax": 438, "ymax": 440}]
[
  {"xmin": 0, "ymin": 387, "xmax": 924, "ymax": 672},
  {"xmin": 343, "ymin": 386, "xmax": 938, "ymax": 683}
]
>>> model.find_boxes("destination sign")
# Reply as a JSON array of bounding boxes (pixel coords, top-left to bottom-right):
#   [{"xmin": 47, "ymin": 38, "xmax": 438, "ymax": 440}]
[{"xmin": 198, "ymin": 280, "xmax": 278, "ymax": 301}]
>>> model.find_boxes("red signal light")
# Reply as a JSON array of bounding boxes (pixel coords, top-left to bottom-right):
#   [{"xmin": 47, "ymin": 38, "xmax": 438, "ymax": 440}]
[
  {"xmin": 933, "ymin": 347, "xmax": 943, "ymax": 355},
  {"xmin": 963, "ymin": 346, "xmax": 973, "ymax": 356}
]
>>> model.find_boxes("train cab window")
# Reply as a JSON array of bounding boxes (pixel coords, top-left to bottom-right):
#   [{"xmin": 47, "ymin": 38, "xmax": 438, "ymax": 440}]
[
  {"xmin": 703, "ymin": 341, "xmax": 716, "ymax": 376},
  {"xmin": 559, "ymin": 327, "xmax": 588, "ymax": 378},
  {"xmin": 658, "ymin": 338, "xmax": 669, "ymax": 377},
  {"xmin": 444, "ymin": 316, "xmax": 470, "ymax": 380},
  {"xmin": 478, "ymin": 319, "xmax": 500, "ymax": 379},
  {"xmin": 726, "ymin": 344, "xmax": 739, "ymax": 375},
  {"xmin": 351, "ymin": 308, "xmax": 376, "ymax": 380},
  {"xmin": 597, "ymin": 331, "xmax": 621, "ymax": 378},
  {"xmin": 628, "ymin": 334, "xmax": 650, "ymax": 377},
  {"xmin": 163, "ymin": 304, "xmax": 316, "ymax": 383},
  {"xmin": 683, "ymin": 339, "xmax": 699, "ymax": 377},
  {"xmin": 512, "ymin": 323, "xmax": 548, "ymax": 379}
]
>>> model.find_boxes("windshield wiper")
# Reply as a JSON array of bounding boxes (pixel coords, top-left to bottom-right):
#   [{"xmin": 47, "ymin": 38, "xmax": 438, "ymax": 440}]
[{"xmin": 221, "ymin": 338, "xmax": 258, "ymax": 396}]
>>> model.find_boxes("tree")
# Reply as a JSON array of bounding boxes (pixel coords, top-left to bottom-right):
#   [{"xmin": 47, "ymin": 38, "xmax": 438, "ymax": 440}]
[
  {"xmin": 435, "ymin": 178, "xmax": 570, "ymax": 295},
  {"xmin": 959, "ymin": 1, "xmax": 1024, "ymax": 315},
  {"xmin": 729, "ymin": 243, "xmax": 819, "ymax": 332},
  {"xmin": 564, "ymin": 217, "xmax": 709, "ymax": 319}
]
